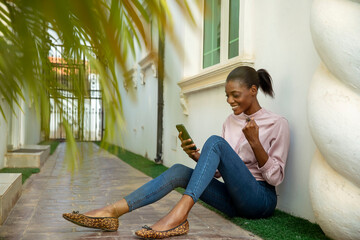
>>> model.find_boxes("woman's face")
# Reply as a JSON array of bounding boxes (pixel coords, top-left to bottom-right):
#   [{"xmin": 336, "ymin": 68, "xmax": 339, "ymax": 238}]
[{"xmin": 225, "ymin": 80, "xmax": 257, "ymax": 115}]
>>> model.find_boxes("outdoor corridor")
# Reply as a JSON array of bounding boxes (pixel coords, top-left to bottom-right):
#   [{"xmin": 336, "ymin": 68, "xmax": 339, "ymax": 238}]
[{"xmin": 0, "ymin": 143, "xmax": 261, "ymax": 240}]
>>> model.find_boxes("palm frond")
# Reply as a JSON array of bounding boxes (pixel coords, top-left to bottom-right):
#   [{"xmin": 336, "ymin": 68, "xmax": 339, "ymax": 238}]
[{"xmin": 0, "ymin": 0, "xmax": 196, "ymax": 172}]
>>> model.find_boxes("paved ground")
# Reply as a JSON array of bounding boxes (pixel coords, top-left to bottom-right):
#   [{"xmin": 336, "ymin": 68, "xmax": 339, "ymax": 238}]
[{"xmin": 0, "ymin": 143, "xmax": 261, "ymax": 240}]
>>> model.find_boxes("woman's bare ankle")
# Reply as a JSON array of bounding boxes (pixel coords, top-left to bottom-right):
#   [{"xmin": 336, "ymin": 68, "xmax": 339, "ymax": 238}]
[
  {"xmin": 151, "ymin": 212, "xmax": 188, "ymax": 231},
  {"xmin": 83, "ymin": 199, "xmax": 128, "ymax": 218},
  {"xmin": 84, "ymin": 207, "xmax": 115, "ymax": 218},
  {"xmin": 151, "ymin": 195, "xmax": 193, "ymax": 231},
  {"xmin": 84, "ymin": 208, "xmax": 112, "ymax": 217}
]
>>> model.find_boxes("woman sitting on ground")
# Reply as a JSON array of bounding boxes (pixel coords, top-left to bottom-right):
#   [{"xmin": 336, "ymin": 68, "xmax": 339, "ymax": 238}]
[{"xmin": 63, "ymin": 66, "xmax": 290, "ymax": 239}]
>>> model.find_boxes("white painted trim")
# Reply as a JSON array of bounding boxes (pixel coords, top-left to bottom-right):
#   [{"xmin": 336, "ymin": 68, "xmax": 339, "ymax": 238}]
[
  {"xmin": 138, "ymin": 52, "xmax": 156, "ymax": 71},
  {"xmin": 179, "ymin": 93, "xmax": 189, "ymax": 116},
  {"xmin": 242, "ymin": 0, "xmax": 253, "ymax": 58},
  {"xmin": 123, "ymin": 64, "xmax": 138, "ymax": 90},
  {"xmin": 220, "ymin": 0, "xmax": 230, "ymax": 63},
  {"xmin": 178, "ymin": 57, "xmax": 254, "ymax": 94},
  {"xmin": 19, "ymin": 98, "xmax": 25, "ymax": 147},
  {"xmin": 199, "ymin": 0, "xmax": 205, "ymax": 70},
  {"xmin": 239, "ymin": 0, "xmax": 246, "ymax": 57},
  {"xmin": 138, "ymin": 52, "xmax": 157, "ymax": 84}
]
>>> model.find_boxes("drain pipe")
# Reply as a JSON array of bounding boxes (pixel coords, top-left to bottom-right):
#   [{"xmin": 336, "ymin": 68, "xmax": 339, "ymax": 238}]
[{"xmin": 154, "ymin": 27, "xmax": 165, "ymax": 164}]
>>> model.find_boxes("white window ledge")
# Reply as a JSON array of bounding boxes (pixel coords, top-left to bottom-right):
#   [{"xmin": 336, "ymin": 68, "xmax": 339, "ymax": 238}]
[{"xmin": 178, "ymin": 58, "xmax": 254, "ymax": 95}]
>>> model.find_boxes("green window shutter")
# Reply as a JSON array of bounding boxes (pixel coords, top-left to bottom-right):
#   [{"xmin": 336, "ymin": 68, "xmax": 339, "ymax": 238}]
[
  {"xmin": 228, "ymin": 0, "xmax": 239, "ymax": 59},
  {"xmin": 203, "ymin": 0, "xmax": 221, "ymax": 68}
]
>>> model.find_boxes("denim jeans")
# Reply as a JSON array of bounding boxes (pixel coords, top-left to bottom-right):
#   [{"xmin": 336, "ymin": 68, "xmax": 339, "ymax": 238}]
[{"xmin": 124, "ymin": 135, "xmax": 277, "ymax": 218}]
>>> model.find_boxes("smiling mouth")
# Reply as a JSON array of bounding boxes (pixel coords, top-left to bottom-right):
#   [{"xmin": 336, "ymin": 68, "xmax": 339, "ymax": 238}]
[{"xmin": 231, "ymin": 105, "xmax": 239, "ymax": 110}]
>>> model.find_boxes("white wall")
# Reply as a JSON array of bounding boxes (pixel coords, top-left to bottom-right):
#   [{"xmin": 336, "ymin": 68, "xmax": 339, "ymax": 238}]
[
  {"xmin": 22, "ymin": 98, "xmax": 42, "ymax": 145},
  {"xmin": 0, "ymin": 98, "xmax": 10, "ymax": 168},
  {"xmin": 114, "ymin": 0, "xmax": 320, "ymax": 222},
  {"xmin": 251, "ymin": 0, "xmax": 320, "ymax": 222},
  {"xmin": 113, "ymin": 63, "xmax": 159, "ymax": 160}
]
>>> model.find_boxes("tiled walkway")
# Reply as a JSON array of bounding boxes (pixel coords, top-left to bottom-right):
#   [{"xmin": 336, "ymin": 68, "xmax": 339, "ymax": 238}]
[{"xmin": 0, "ymin": 143, "xmax": 261, "ymax": 240}]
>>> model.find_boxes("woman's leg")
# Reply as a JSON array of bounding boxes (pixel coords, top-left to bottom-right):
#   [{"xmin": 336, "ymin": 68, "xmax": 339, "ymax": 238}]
[
  {"xmin": 84, "ymin": 164, "xmax": 193, "ymax": 218},
  {"xmin": 198, "ymin": 178, "xmax": 238, "ymax": 217},
  {"xmin": 185, "ymin": 135, "xmax": 277, "ymax": 218},
  {"xmin": 124, "ymin": 164, "xmax": 193, "ymax": 212},
  {"xmin": 150, "ymin": 135, "xmax": 277, "ymax": 230}
]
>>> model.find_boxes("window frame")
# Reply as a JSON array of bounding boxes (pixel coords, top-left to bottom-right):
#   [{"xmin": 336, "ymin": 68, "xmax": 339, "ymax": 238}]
[
  {"xmin": 179, "ymin": 0, "xmax": 254, "ymax": 96},
  {"xmin": 201, "ymin": 0, "xmax": 248, "ymax": 69}
]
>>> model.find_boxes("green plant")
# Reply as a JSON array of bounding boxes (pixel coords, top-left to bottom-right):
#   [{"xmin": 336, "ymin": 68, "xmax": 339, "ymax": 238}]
[{"xmin": 0, "ymin": 0, "xmax": 195, "ymax": 171}]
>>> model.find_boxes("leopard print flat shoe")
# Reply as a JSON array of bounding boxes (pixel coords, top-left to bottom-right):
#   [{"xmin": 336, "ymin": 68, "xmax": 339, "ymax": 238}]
[
  {"xmin": 63, "ymin": 211, "xmax": 119, "ymax": 231},
  {"xmin": 135, "ymin": 220, "xmax": 189, "ymax": 239}
]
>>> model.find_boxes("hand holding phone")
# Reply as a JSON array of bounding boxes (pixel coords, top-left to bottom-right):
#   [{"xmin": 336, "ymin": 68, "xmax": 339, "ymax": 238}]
[
  {"xmin": 176, "ymin": 124, "xmax": 219, "ymax": 177},
  {"xmin": 176, "ymin": 124, "xmax": 197, "ymax": 151}
]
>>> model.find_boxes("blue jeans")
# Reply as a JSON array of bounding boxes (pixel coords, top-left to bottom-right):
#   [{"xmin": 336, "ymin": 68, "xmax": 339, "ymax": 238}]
[{"xmin": 124, "ymin": 135, "xmax": 277, "ymax": 218}]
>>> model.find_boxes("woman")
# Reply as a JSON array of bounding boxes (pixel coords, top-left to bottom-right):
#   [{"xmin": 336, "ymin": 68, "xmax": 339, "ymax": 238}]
[{"xmin": 63, "ymin": 66, "xmax": 290, "ymax": 239}]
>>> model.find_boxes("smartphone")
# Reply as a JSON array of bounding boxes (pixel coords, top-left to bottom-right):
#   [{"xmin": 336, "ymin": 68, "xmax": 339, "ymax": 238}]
[{"xmin": 176, "ymin": 124, "xmax": 197, "ymax": 150}]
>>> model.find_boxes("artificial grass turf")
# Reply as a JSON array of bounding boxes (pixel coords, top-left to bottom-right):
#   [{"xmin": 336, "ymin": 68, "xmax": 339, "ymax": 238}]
[
  {"xmin": 0, "ymin": 168, "xmax": 40, "ymax": 184},
  {"xmin": 97, "ymin": 142, "xmax": 330, "ymax": 240},
  {"xmin": 0, "ymin": 140, "xmax": 61, "ymax": 184},
  {"xmin": 95, "ymin": 142, "xmax": 169, "ymax": 178},
  {"xmin": 200, "ymin": 201, "xmax": 330, "ymax": 240},
  {"xmin": 38, "ymin": 139, "xmax": 61, "ymax": 155}
]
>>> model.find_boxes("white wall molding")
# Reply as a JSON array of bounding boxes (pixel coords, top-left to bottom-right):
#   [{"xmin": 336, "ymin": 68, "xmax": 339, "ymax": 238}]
[
  {"xmin": 178, "ymin": 58, "xmax": 253, "ymax": 95},
  {"xmin": 179, "ymin": 93, "xmax": 189, "ymax": 116},
  {"xmin": 138, "ymin": 52, "xmax": 157, "ymax": 85},
  {"xmin": 178, "ymin": 59, "xmax": 253, "ymax": 116},
  {"xmin": 123, "ymin": 64, "xmax": 139, "ymax": 90}
]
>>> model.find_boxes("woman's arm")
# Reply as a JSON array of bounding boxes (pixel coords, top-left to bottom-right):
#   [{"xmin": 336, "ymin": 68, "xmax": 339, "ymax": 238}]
[
  {"xmin": 243, "ymin": 117, "xmax": 290, "ymax": 186},
  {"xmin": 242, "ymin": 118, "xmax": 268, "ymax": 167}
]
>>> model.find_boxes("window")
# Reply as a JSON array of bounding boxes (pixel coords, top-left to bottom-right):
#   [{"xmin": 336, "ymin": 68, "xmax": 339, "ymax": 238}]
[
  {"xmin": 178, "ymin": 0, "xmax": 252, "ymax": 96},
  {"xmin": 202, "ymin": 0, "xmax": 240, "ymax": 69},
  {"xmin": 203, "ymin": 0, "xmax": 221, "ymax": 68}
]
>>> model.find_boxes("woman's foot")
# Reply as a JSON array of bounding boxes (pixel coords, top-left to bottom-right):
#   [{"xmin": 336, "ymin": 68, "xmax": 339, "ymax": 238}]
[
  {"xmin": 63, "ymin": 211, "xmax": 119, "ymax": 231},
  {"xmin": 84, "ymin": 199, "xmax": 129, "ymax": 218},
  {"xmin": 150, "ymin": 195, "xmax": 194, "ymax": 231},
  {"xmin": 150, "ymin": 210, "xmax": 188, "ymax": 231},
  {"xmin": 62, "ymin": 199, "xmax": 129, "ymax": 231},
  {"xmin": 135, "ymin": 219, "xmax": 189, "ymax": 239},
  {"xmin": 84, "ymin": 207, "xmax": 115, "ymax": 218}
]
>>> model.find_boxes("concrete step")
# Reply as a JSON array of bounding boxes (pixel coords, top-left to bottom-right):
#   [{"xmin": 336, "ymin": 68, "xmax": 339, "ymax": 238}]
[
  {"xmin": 0, "ymin": 173, "xmax": 22, "ymax": 224},
  {"xmin": 4, "ymin": 145, "xmax": 50, "ymax": 168}
]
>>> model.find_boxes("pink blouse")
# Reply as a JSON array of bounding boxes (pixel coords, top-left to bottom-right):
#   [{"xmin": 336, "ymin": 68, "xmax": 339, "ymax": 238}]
[{"xmin": 221, "ymin": 108, "xmax": 290, "ymax": 186}]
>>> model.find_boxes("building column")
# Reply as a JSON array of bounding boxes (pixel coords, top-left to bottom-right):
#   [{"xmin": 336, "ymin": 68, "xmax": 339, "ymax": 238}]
[{"xmin": 308, "ymin": 0, "xmax": 360, "ymax": 239}]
